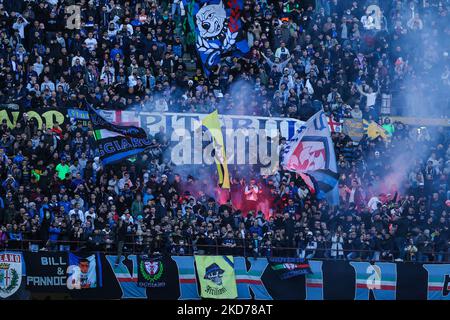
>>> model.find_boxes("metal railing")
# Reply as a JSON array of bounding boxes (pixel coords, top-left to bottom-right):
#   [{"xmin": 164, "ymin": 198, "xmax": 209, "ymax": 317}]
[{"xmin": 2, "ymin": 236, "xmax": 449, "ymax": 263}]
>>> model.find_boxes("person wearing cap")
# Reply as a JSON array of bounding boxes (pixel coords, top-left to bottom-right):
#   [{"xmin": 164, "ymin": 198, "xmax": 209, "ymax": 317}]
[{"xmin": 304, "ymin": 231, "xmax": 317, "ymax": 259}]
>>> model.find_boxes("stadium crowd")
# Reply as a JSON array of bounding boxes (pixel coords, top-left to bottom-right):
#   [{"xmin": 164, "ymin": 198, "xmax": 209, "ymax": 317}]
[{"xmin": 0, "ymin": 0, "xmax": 449, "ymax": 262}]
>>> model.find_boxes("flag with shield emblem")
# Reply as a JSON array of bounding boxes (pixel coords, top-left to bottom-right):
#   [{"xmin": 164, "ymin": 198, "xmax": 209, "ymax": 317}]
[
  {"xmin": 137, "ymin": 255, "xmax": 166, "ymax": 288},
  {"xmin": 0, "ymin": 252, "xmax": 23, "ymax": 299},
  {"xmin": 281, "ymin": 110, "xmax": 339, "ymax": 205}
]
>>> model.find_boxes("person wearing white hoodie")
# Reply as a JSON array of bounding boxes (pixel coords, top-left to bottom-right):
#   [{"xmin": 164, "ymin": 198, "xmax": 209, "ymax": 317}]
[{"xmin": 12, "ymin": 14, "xmax": 29, "ymax": 39}]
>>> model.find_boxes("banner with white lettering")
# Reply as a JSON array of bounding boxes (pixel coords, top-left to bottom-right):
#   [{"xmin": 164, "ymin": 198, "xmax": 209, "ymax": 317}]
[
  {"xmin": 24, "ymin": 252, "xmax": 68, "ymax": 291},
  {"xmin": 10, "ymin": 253, "xmax": 450, "ymax": 300}
]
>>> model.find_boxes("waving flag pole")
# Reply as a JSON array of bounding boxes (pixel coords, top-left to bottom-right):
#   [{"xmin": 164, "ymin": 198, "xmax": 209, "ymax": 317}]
[
  {"xmin": 183, "ymin": 0, "xmax": 249, "ymax": 76},
  {"xmin": 87, "ymin": 105, "xmax": 154, "ymax": 165},
  {"xmin": 282, "ymin": 110, "xmax": 339, "ymax": 205},
  {"xmin": 202, "ymin": 110, "xmax": 230, "ymax": 189}
]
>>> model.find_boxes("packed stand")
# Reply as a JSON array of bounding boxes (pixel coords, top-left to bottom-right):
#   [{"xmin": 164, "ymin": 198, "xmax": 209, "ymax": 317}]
[{"xmin": 0, "ymin": 0, "xmax": 448, "ymax": 261}]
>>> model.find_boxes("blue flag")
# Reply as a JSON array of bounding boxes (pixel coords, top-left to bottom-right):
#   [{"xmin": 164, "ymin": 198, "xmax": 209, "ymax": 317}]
[
  {"xmin": 87, "ymin": 106, "xmax": 157, "ymax": 165},
  {"xmin": 183, "ymin": 0, "xmax": 249, "ymax": 75}
]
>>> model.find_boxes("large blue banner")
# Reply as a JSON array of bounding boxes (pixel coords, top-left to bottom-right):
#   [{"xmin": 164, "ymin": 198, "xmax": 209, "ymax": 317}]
[{"xmin": 3, "ymin": 253, "xmax": 450, "ymax": 300}]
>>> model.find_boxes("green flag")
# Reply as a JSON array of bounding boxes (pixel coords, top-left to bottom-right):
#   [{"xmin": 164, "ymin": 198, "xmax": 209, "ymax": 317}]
[{"xmin": 195, "ymin": 255, "xmax": 237, "ymax": 299}]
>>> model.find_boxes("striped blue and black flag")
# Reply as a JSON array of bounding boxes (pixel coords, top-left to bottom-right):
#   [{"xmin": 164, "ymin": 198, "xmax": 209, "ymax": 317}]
[
  {"xmin": 301, "ymin": 169, "xmax": 340, "ymax": 203},
  {"xmin": 268, "ymin": 257, "xmax": 313, "ymax": 280},
  {"xmin": 87, "ymin": 106, "xmax": 154, "ymax": 165}
]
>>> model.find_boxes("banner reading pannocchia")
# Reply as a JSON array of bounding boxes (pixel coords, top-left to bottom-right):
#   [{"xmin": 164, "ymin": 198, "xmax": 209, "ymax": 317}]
[{"xmin": 24, "ymin": 252, "xmax": 68, "ymax": 291}]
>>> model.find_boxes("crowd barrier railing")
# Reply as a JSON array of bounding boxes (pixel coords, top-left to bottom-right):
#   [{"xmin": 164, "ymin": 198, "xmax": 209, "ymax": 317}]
[{"xmin": 1, "ymin": 235, "xmax": 449, "ymax": 263}]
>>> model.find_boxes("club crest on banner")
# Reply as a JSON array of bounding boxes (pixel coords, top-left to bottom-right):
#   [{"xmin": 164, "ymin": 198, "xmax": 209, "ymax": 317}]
[
  {"xmin": 195, "ymin": 0, "xmax": 243, "ymax": 71},
  {"xmin": 141, "ymin": 260, "xmax": 163, "ymax": 281},
  {"xmin": 0, "ymin": 253, "xmax": 22, "ymax": 298},
  {"xmin": 196, "ymin": 1, "xmax": 227, "ymax": 38},
  {"xmin": 145, "ymin": 261, "xmax": 159, "ymax": 275},
  {"xmin": 286, "ymin": 137, "xmax": 330, "ymax": 172},
  {"xmin": 137, "ymin": 255, "xmax": 166, "ymax": 288},
  {"xmin": 281, "ymin": 110, "xmax": 339, "ymax": 205}
]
